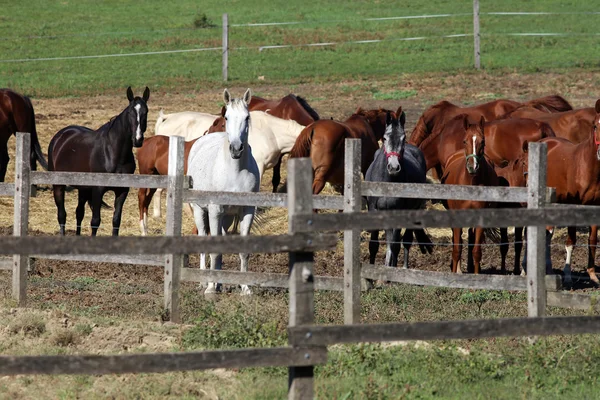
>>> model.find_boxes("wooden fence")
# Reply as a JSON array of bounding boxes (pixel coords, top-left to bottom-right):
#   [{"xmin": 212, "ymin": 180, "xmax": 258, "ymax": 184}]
[{"xmin": 2, "ymin": 152, "xmax": 600, "ymax": 399}]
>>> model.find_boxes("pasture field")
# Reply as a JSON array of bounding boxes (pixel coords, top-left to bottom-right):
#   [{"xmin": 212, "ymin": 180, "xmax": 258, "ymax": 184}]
[
  {"xmin": 1, "ymin": 70, "xmax": 600, "ymax": 398},
  {"xmin": 1, "ymin": 0, "xmax": 600, "ymax": 96}
]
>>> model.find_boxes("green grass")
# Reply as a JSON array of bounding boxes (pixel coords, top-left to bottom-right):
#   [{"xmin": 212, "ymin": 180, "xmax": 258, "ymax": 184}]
[{"xmin": 1, "ymin": 1, "xmax": 599, "ymax": 97}]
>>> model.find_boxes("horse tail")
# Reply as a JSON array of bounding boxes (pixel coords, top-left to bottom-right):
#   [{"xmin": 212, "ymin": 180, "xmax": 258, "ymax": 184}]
[
  {"xmin": 293, "ymin": 95, "xmax": 320, "ymax": 121},
  {"xmin": 409, "ymin": 114, "xmax": 428, "ymax": 146},
  {"xmin": 289, "ymin": 128, "xmax": 314, "ymax": 158},
  {"xmin": 154, "ymin": 109, "xmax": 167, "ymax": 135},
  {"xmin": 539, "ymin": 122, "xmax": 556, "ymax": 139},
  {"xmin": 524, "ymin": 95, "xmax": 573, "ymax": 113},
  {"xmin": 484, "ymin": 228, "xmax": 501, "ymax": 244},
  {"xmin": 24, "ymin": 96, "xmax": 48, "ymax": 171}
]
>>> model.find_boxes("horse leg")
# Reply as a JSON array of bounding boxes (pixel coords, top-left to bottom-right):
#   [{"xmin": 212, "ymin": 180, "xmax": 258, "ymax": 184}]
[
  {"xmin": 112, "ymin": 188, "xmax": 129, "ymax": 236},
  {"xmin": 138, "ymin": 188, "xmax": 155, "ymax": 236},
  {"xmin": 588, "ymin": 225, "xmax": 599, "ymax": 285},
  {"xmin": 514, "ymin": 227, "xmax": 524, "ymax": 276},
  {"xmin": 238, "ymin": 206, "xmax": 256, "ymax": 295},
  {"xmin": 500, "ymin": 227, "xmax": 509, "ymax": 275},
  {"xmin": 0, "ymin": 141, "xmax": 9, "ymax": 182},
  {"xmin": 191, "ymin": 204, "xmax": 209, "ymax": 281},
  {"xmin": 206, "ymin": 205, "xmax": 223, "ymax": 294},
  {"xmin": 183, "ymin": 203, "xmax": 198, "ymax": 235},
  {"xmin": 467, "ymin": 228, "xmax": 475, "ymax": 274},
  {"xmin": 368, "ymin": 230, "xmax": 380, "ymax": 265},
  {"xmin": 564, "ymin": 226, "xmax": 576, "ymax": 287},
  {"xmin": 75, "ymin": 189, "xmax": 90, "ymax": 236},
  {"xmin": 385, "ymin": 229, "xmax": 400, "ymax": 267},
  {"xmin": 53, "ymin": 185, "xmax": 67, "ymax": 235},
  {"xmin": 451, "ymin": 228, "xmax": 463, "ymax": 274},
  {"xmin": 153, "ymin": 188, "xmax": 163, "ymax": 218},
  {"xmin": 473, "ymin": 228, "xmax": 485, "ymax": 275},
  {"xmin": 89, "ymin": 188, "xmax": 103, "ymax": 236},
  {"xmin": 401, "ymin": 229, "xmax": 413, "ymax": 269},
  {"xmin": 272, "ymin": 154, "xmax": 284, "ymax": 193}
]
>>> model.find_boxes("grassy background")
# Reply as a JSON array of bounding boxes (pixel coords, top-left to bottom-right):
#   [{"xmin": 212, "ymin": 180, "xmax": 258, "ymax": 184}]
[{"xmin": 1, "ymin": 0, "xmax": 599, "ymax": 97}]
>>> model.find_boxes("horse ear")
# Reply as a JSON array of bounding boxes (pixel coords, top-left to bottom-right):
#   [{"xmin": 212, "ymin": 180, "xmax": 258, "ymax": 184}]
[
  {"xmin": 243, "ymin": 88, "xmax": 252, "ymax": 105},
  {"xmin": 385, "ymin": 111, "xmax": 392, "ymax": 126},
  {"xmin": 522, "ymin": 140, "xmax": 529, "ymax": 153},
  {"xmin": 463, "ymin": 115, "xmax": 469, "ymax": 131},
  {"xmin": 399, "ymin": 110, "xmax": 406, "ymax": 126},
  {"xmin": 142, "ymin": 87, "xmax": 150, "ymax": 102},
  {"xmin": 223, "ymin": 89, "xmax": 231, "ymax": 104},
  {"xmin": 355, "ymin": 107, "xmax": 363, "ymax": 115},
  {"xmin": 595, "ymin": 99, "xmax": 600, "ymax": 114},
  {"xmin": 220, "ymin": 105, "xmax": 226, "ymax": 117},
  {"xmin": 126, "ymin": 86, "xmax": 134, "ymax": 102}
]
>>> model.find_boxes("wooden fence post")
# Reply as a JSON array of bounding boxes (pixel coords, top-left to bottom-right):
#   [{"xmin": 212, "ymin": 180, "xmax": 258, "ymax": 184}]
[
  {"xmin": 13, "ymin": 132, "xmax": 31, "ymax": 306},
  {"xmin": 473, "ymin": 0, "xmax": 481, "ymax": 69},
  {"xmin": 222, "ymin": 13, "xmax": 229, "ymax": 81},
  {"xmin": 287, "ymin": 158, "xmax": 316, "ymax": 399},
  {"xmin": 344, "ymin": 139, "xmax": 362, "ymax": 324},
  {"xmin": 527, "ymin": 142, "xmax": 547, "ymax": 317},
  {"xmin": 164, "ymin": 136, "xmax": 185, "ymax": 323}
]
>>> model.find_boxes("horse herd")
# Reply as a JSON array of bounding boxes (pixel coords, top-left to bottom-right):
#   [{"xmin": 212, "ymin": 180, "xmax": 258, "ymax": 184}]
[{"xmin": 1, "ymin": 86, "xmax": 599, "ymax": 293}]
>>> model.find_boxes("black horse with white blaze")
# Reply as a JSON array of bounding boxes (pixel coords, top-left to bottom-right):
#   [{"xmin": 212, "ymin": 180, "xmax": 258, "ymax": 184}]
[
  {"xmin": 48, "ymin": 87, "xmax": 150, "ymax": 236},
  {"xmin": 365, "ymin": 108, "xmax": 433, "ymax": 268}
]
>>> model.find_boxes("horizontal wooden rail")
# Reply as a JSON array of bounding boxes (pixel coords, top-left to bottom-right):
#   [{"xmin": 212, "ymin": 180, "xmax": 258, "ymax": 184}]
[
  {"xmin": 181, "ymin": 268, "xmax": 365, "ymax": 291},
  {"xmin": 291, "ymin": 207, "xmax": 600, "ymax": 232},
  {"xmin": 0, "ymin": 346, "xmax": 327, "ymax": 376},
  {"xmin": 30, "ymin": 172, "xmax": 191, "ymax": 189},
  {"xmin": 547, "ymin": 291, "xmax": 600, "ymax": 311},
  {"xmin": 289, "ymin": 315, "xmax": 600, "ymax": 346},
  {"xmin": 362, "ymin": 264, "xmax": 562, "ymax": 292},
  {"xmin": 0, "ymin": 183, "xmax": 14, "ymax": 196},
  {"xmin": 361, "ymin": 181, "xmax": 555, "ymax": 203},
  {"xmin": 0, "ymin": 233, "xmax": 337, "ymax": 255},
  {"xmin": 184, "ymin": 190, "xmax": 343, "ymax": 210},
  {"xmin": 31, "ymin": 254, "xmax": 164, "ymax": 266}
]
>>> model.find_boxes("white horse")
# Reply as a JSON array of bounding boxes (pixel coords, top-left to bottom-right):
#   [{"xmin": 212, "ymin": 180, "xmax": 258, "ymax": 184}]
[
  {"xmin": 188, "ymin": 88, "xmax": 260, "ymax": 295},
  {"xmin": 151, "ymin": 110, "xmax": 305, "ymax": 219}
]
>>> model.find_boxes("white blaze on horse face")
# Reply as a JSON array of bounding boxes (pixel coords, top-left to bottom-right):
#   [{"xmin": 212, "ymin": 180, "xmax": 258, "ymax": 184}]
[
  {"xmin": 471, "ymin": 134, "xmax": 479, "ymax": 171},
  {"xmin": 134, "ymin": 104, "xmax": 142, "ymax": 142}
]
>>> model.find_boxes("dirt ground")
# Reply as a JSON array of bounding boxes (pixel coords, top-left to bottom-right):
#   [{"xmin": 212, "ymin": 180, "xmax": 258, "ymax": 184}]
[{"xmin": 1, "ymin": 70, "xmax": 600, "ymax": 322}]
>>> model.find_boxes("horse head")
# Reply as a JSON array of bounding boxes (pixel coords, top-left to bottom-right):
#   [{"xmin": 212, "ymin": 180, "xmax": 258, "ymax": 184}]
[
  {"xmin": 463, "ymin": 115, "xmax": 485, "ymax": 175},
  {"xmin": 382, "ymin": 107, "xmax": 406, "ymax": 176},
  {"xmin": 126, "ymin": 86, "xmax": 150, "ymax": 148},
  {"xmin": 207, "ymin": 116, "xmax": 226, "ymax": 134},
  {"xmin": 594, "ymin": 99, "xmax": 600, "ymax": 161},
  {"xmin": 355, "ymin": 107, "xmax": 389, "ymax": 141},
  {"xmin": 223, "ymin": 88, "xmax": 251, "ymax": 159}
]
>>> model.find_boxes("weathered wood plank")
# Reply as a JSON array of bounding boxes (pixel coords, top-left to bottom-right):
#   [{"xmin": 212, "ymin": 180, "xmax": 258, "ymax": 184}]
[
  {"xmin": 183, "ymin": 190, "xmax": 343, "ymax": 210},
  {"xmin": 0, "ymin": 183, "xmax": 14, "ymax": 197},
  {"xmin": 547, "ymin": 291, "xmax": 600, "ymax": 311},
  {"xmin": 361, "ymin": 264, "xmax": 562, "ymax": 292},
  {"xmin": 13, "ymin": 133, "xmax": 30, "ymax": 306},
  {"xmin": 180, "ymin": 268, "xmax": 348, "ymax": 291},
  {"xmin": 31, "ymin": 254, "xmax": 164, "ymax": 266},
  {"xmin": 0, "ymin": 346, "xmax": 327, "ymax": 376},
  {"xmin": 30, "ymin": 172, "xmax": 191, "ymax": 189},
  {"xmin": 344, "ymin": 139, "xmax": 362, "ymax": 325},
  {"xmin": 289, "ymin": 315, "xmax": 600, "ymax": 346},
  {"xmin": 291, "ymin": 207, "xmax": 600, "ymax": 232},
  {"xmin": 0, "ymin": 233, "xmax": 338, "ymax": 255},
  {"xmin": 0, "ymin": 257, "xmax": 11, "ymax": 270}
]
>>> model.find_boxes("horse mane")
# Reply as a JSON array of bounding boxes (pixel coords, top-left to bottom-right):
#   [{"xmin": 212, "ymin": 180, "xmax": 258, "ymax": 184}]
[
  {"xmin": 409, "ymin": 100, "xmax": 456, "ymax": 146},
  {"xmin": 418, "ymin": 113, "xmax": 469, "ymax": 150},
  {"xmin": 524, "ymin": 95, "xmax": 573, "ymax": 113},
  {"xmin": 293, "ymin": 95, "xmax": 320, "ymax": 121}
]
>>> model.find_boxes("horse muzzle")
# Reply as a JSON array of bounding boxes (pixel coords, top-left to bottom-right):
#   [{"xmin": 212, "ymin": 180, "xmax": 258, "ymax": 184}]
[
  {"xmin": 387, "ymin": 162, "xmax": 401, "ymax": 176},
  {"xmin": 230, "ymin": 143, "xmax": 244, "ymax": 159},
  {"xmin": 133, "ymin": 137, "xmax": 144, "ymax": 148}
]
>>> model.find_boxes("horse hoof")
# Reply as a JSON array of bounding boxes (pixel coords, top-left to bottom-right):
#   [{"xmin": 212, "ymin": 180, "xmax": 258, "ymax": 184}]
[
  {"xmin": 204, "ymin": 283, "xmax": 222, "ymax": 295},
  {"xmin": 240, "ymin": 285, "xmax": 252, "ymax": 296},
  {"xmin": 520, "ymin": 270, "xmax": 526, "ymax": 278}
]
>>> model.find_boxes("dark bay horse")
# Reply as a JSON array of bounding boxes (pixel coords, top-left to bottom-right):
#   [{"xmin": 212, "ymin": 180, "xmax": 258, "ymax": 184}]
[
  {"xmin": 48, "ymin": 87, "xmax": 150, "ymax": 236},
  {"xmin": 137, "ymin": 134, "xmax": 197, "ymax": 235},
  {"xmin": 410, "ymin": 95, "xmax": 571, "ymax": 147},
  {"xmin": 441, "ymin": 117, "xmax": 505, "ymax": 274},
  {"xmin": 419, "ymin": 114, "xmax": 555, "ymax": 179},
  {"xmin": 365, "ymin": 108, "xmax": 433, "ymax": 268},
  {"xmin": 289, "ymin": 108, "xmax": 387, "ymax": 194},
  {"xmin": 248, "ymin": 94, "xmax": 319, "ymax": 192},
  {"xmin": 0, "ymin": 88, "xmax": 48, "ymax": 181},
  {"xmin": 502, "ymin": 106, "xmax": 595, "ymax": 143},
  {"xmin": 520, "ymin": 100, "xmax": 600, "ymax": 285}
]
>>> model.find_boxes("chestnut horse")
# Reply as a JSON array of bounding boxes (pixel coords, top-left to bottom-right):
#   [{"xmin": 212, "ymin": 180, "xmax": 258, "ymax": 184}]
[
  {"xmin": 0, "ymin": 88, "xmax": 48, "ymax": 181},
  {"xmin": 410, "ymin": 95, "xmax": 571, "ymax": 147},
  {"xmin": 49, "ymin": 87, "xmax": 149, "ymax": 236},
  {"xmin": 289, "ymin": 108, "xmax": 387, "ymax": 194},
  {"xmin": 441, "ymin": 116, "xmax": 505, "ymax": 274},
  {"xmin": 520, "ymin": 100, "xmax": 600, "ymax": 285},
  {"xmin": 502, "ymin": 106, "xmax": 595, "ymax": 143},
  {"xmin": 419, "ymin": 114, "xmax": 555, "ymax": 178}
]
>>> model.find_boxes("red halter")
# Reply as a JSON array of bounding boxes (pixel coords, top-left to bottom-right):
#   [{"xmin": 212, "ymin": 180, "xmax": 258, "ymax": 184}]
[{"xmin": 384, "ymin": 149, "xmax": 401, "ymax": 158}]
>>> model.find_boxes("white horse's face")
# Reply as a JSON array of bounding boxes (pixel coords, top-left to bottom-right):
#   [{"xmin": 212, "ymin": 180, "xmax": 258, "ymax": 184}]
[{"xmin": 223, "ymin": 88, "xmax": 252, "ymax": 159}]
